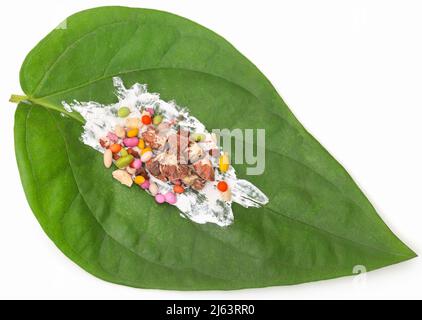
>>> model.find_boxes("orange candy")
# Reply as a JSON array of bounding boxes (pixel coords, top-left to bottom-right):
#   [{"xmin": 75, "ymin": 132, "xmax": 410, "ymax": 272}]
[
  {"xmin": 173, "ymin": 185, "xmax": 185, "ymax": 194},
  {"xmin": 217, "ymin": 181, "xmax": 228, "ymax": 192},
  {"xmin": 141, "ymin": 115, "xmax": 152, "ymax": 125},
  {"xmin": 109, "ymin": 144, "xmax": 122, "ymax": 153},
  {"xmin": 126, "ymin": 128, "xmax": 139, "ymax": 138},
  {"xmin": 134, "ymin": 176, "xmax": 146, "ymax": 185}
]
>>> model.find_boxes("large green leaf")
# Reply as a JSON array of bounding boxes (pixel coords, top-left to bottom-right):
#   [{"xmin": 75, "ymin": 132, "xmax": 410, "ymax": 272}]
[{"xmin": 14, "ymin": 6, "xmax": 415, "ymax": 290}]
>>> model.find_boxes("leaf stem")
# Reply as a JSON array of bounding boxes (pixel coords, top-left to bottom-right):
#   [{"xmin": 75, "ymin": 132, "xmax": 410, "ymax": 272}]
[
  {"xmin": 30, "ymin": 97, "xmax": 85, "ymax": 124},
  {"xmin": 9, "ymin": 94, "xmax": 85, "ymax": 124},
  {"xmin": 9, "ymin": 94, "xmax": 29, "ymax": 104}
]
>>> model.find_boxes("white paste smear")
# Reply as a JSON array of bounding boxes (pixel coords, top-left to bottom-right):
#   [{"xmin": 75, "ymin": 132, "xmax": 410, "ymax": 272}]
[{"xmin": 63, "ymin": 78, "xmax": 269, "ymax": 227}]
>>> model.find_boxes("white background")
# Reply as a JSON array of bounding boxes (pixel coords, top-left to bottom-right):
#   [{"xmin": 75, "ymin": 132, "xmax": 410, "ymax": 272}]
[{"xmin": 0, "ymin": 0, "xmax": 421, "ymax": 300}]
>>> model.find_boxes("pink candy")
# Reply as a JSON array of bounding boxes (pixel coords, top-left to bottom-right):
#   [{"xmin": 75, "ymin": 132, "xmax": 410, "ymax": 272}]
[
  {"xmin": 153, "ymin": 192, "xmax": 177, "ymax": 205},
  {"xmin": 106, "ymin": 132, "xmax": 118, "ymax": 143},
  {"xmin": 123, "ymin": 137, "xmax": 139, "ymax": 147},
  {"xmin": 155, "ymin": 194, "xmax": 166, "ymax": 204},
  {"xmin": 130, "ymin": 158, "xmax": 142, "ymax": 169},
  {"xmin": 164, "ymin": 192, "xmax": 177, "ymax": 204},
  {"xmin": 140, "ymin": 180, "xmax": 150, "ymax": 190},
  {"xmin": 146, "ymin": 107, "xmax": 155, "ymax": 115}
]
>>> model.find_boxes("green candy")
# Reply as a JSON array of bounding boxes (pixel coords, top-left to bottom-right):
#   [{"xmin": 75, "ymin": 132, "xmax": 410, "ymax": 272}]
[
  {"xmin": 153, "ymin": 115, "xmax": 163, "ymax": 125},
  {"xmin": 191, "ymin": 133, "xmax": 206, "ymax": 142},
  {"xmin": 117, "ymin": 107, "xmax": 130, "ymax": 118},
  {"xmin": 120, "ymin": 149, "xmax": 128, "ymax": 157},
  {"xmin": 115, "ymin": 155, "xmax": 133, "ymax": 168}
]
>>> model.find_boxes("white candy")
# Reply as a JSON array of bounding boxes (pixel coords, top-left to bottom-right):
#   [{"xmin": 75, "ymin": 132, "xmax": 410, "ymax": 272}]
[
  {"xmin": 112, "ymin": 170, "xmax": 133, "ymax": 187},
  {"xmin": 114, "ymin": 125, "xmax": 126, "ymax": 139},
  {"xmin": 149, "ymin": 182, "xmax": 159, "ymax": 196},
  {"xmin": 141, "ymin": 150, "xmax": 153, "ymax": 162},
  {"xmin": 103, "ymin": 149, "xmax": 113, "ymax": 168}
]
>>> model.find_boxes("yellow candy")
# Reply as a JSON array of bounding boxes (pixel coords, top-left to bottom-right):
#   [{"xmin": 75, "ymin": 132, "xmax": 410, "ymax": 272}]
[
  {"xmin": 138, "ymin": 139, "xmax": 145, "ymax": 150},
  {"xmin": 134, "ymin": 175, "xmax": 146, "ymax": 185},
  {"xmin": 141, "ymin": 147, "xmax": 152, "ymax": 155},
  {"xmin": 219, "ymin": 153, "xmax": 230, "ymax": 173},
  {"xmin": 127, "ymin": 128, "xmax": 139, "ymax": 138}
]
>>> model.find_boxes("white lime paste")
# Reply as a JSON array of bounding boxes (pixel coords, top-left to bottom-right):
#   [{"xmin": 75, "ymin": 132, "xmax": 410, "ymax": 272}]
[{"xmin": 63, "ymin": 77, "xmax": 268, "ymax": 227}]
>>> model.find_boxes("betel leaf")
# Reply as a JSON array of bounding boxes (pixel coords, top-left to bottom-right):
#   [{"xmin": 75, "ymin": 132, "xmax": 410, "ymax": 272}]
[{"xmin": 13, "ymin": 6, "xmax": 415, "ymax": 290}]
